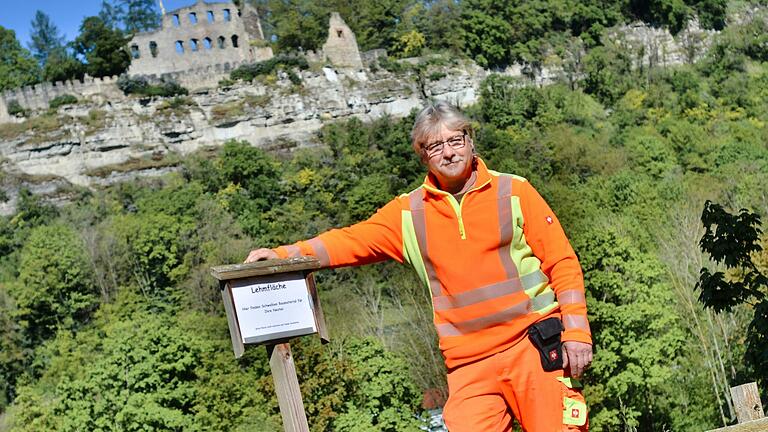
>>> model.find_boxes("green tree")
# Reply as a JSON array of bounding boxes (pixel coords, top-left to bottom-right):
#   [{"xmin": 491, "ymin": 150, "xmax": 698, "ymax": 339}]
[
  {"xmin": 0, "ymin": 26, "xmax": 40, "ymax": 91},
  {"xmin": 9, "ymin": 224, "xmax": 97, "ymax": 347},
  {"xmin": 118, "ymin": 0, "xmax": 161, "ymax": 33},
  {"xmin": 111, "ymin": 212, "xmax": 190, "ymax": 294},
  {"xmin": 28, "ymin": 10, "xmax": 65, "ymax": 66},
  {"xmin": 72, "ymin": 16, "xmax": 130, "ymax": 78},
  {"xmin": 260, "ymin": 0, "xmax": 328, "ymax": 53},
  {"xmin": 697, "ymin": 201, "xmax": 768, "ymax": 387},
  {"xmin": 577, "ymin": 228, "xmax": 686, "ymax": 431},
  {"xmin": 42, "ymin": 48, "xmax": 85, "ymax": 83}
]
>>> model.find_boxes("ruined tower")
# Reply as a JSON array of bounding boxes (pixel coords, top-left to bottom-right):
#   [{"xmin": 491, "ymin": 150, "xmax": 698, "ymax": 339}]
[
  {"xmin": 127, "ymin": 0, "xmax": 273, "ymax": 76},
  {"xmin": 322, "ymin": 12, "xmax": 363, "ymax": 70}
]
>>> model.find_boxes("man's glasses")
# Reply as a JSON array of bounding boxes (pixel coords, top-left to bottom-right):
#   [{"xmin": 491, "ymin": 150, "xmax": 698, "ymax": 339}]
[{"xmin": 423, "ymin": 132, "xmax": 467, "ymax": 158}]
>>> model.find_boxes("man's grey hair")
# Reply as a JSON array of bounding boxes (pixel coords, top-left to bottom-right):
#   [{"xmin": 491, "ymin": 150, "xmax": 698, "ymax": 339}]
[{"xmin": 411, "ymin": 101, "xmax": 473, "ymax": 155}]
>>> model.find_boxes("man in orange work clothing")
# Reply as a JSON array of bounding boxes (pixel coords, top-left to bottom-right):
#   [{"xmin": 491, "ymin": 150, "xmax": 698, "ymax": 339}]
[{"xmin": 246, "ymin": 101, "xmax": 593, "ymax": 431}]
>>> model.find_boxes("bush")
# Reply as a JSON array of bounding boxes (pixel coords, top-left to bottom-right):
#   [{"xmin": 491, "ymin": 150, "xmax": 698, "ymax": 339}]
[
  {"xmin": 48, "ymin": 94, "xmax": 78, "ymax": 109},
  {"xmin": 7, "ymin": 100, "xmax": 25, "ymax": 116},
  {"xmin": 117, "ymin": 75, "xmax": 188, "ymax": 97},
  {"xmin": 230, "ymin": 54, "xmax": 309, "ymax": 82}
]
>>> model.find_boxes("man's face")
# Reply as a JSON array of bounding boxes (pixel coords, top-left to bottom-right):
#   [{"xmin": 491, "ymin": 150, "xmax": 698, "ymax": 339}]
[{"xmin": 422, "ymin": 124, "xmax": 474, "ymax": 188}]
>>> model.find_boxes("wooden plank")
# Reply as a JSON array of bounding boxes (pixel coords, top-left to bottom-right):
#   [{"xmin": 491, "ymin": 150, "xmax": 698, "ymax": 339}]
[
  {"xmin": 731, "ymin": 382, "xmax": 765, "ymax": 423},
  {"xmin": 707, "ymin": 417, "xmax": 768, "ymax": 432},
  {"xmin": 211, "ymin": 257, "xmax": 320, "ymax": 281},
  {"xmin": 307, "ymin": 273, "xmax": 329, "ymax": 343},
  {"xmin": 268, "ymin": 343, "xmax": 310, "ymax": 432},
  {"xmin": 220, "ymin": 281, "xmax": 245, "ymax": 358}
]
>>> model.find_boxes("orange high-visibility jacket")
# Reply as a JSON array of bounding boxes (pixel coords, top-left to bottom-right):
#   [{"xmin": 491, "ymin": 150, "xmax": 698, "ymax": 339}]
[{"xmin": 275, "ymin": 158, "xmax": 591, "ymax": 368}]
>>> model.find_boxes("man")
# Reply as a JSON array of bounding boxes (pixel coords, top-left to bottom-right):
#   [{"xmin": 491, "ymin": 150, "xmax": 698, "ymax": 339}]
[{"xmin": 246, "ymin": 101, "xmax": 593, "ymax": 431}]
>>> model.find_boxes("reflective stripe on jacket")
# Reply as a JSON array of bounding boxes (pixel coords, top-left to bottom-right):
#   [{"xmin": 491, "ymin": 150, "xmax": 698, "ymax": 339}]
[{"xmin": 275, "ymin": 158, "xmax": 591, "ymax": 368}]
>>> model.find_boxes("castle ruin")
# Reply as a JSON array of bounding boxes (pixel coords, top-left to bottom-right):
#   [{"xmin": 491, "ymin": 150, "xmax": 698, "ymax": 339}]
[
  {"xmin": 321, "ymin": 13, "xmax": 363, "ymax": 69},
  {"xmin": 127, "ymin": 0, "xmax": 273, "ymax": 76}
]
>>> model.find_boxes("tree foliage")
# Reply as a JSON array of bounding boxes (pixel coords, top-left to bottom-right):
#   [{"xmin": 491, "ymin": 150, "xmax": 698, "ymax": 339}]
[
  {"xmin": 697, "ymin": 201, "xmax": 768, "ymax": 386},
  {"xmin": 0, "ymin": 26, "xmax": 40, "ymax": 91},
  {"xmin": 72, "ymin": 16, "xmax": 130, "ymax": 78},
  {"xmin": 28, "ymin": 10, "xmax": 65, "ymax": 66}
]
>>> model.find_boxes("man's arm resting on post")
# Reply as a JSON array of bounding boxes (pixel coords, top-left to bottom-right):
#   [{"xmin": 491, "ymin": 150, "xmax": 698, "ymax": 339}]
[
  {"xmin": 244, "ymin": 198, "xmax": 405, "ymax": 267},
  {"xmin": 519, "ymin": 180, "xmax": 593, "ymax": 378}
]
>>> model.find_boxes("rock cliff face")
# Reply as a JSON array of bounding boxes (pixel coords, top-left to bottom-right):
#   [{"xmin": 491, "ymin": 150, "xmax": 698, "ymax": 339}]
[
  {"xmin": 0, "ymin": 60, "xmax": 484, "ymax": 210},
  {"xmin": 0, "ymin": 17, "xmax": 721, "ymax": 214}
]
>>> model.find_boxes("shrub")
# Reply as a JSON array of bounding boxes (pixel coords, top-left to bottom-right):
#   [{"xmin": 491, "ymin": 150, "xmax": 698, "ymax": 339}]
[
  {"xmin": 117, "ymin": 75, "xmax": 188, "ymax": 97},
  {"xmin": 49, "ymin": 94, "xmax": 78, "ymax": 109},
  {"xmin": 7, "ymin": 100, "xmax": 25, "ymax": 116},
  {"xmin": 230, "ymin": 54, "xmax": 309, "ymax": 82}
]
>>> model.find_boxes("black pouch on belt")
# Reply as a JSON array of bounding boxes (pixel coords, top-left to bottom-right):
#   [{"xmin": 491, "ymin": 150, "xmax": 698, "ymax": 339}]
[{"xmin": 527, "ymin": 317, "xmax": 564, "ymax": 372}]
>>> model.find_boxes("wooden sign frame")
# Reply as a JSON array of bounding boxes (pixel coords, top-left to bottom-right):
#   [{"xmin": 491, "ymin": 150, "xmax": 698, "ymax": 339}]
[{"xmin": 211, "ymin": 257, "xmax": 329, "ymax": 358}]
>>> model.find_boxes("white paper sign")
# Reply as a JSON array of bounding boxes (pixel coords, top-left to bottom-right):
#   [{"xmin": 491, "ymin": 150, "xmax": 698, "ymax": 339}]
[{"xmin": 230, "ymin": 273, "xmax": 317, "ymax": 344}]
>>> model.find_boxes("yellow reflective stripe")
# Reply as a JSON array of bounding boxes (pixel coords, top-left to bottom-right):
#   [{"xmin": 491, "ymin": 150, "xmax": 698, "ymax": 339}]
[
  {"xmin": 409, "ymin": 188, "xmax": 443, "ymax": 299},
  {"xmin": 401, "ymin": 209, "xmax": 429, "ymax": 291},
  {"xmin": 563, "ymin": 397, "xmax": 588, "ymax": 426},
  {"xmin": 530, "ymin": 289, "xmax": 555, "ymax": 311},
  {"xmin": 563, "ymin": 314, "xmax": 591, "ymax": 333},
  {"xmin": 435, "ymin": 288, "xmax": 557, "ymax": 337},
  {"xmin": 521, "ymin": 270, "xmax": 549, "ymax": 296},
  {"xmin": 436, "ymin": 298, "xmax": 531, "ymax": 337},
  {"xmin": 558, "ymin": 289, "xmax": 586, "ymax": 305},
  {"xmin": 557, "ymin": 377, "xmax": 583, "ymax": 389},
  {"xmin": 497, "ymin": 175, "xmax": 519, "ymax": 281},
  {"xmin": 307, "ymin": 238, "xmax": 330, "ymax": 267},
  {"xmin": 284, "ymin": 245, "xmax": 301, "ymax": 258},
  {"xmin": 432, "ymin": 270, "xmax": 548, "ymax": 311}
]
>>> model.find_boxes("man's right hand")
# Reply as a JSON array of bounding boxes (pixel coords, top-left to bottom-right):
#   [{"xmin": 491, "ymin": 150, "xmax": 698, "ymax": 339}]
[{"xmin": 244, "ymin": 248, "xmax": 279, "ymax": 263}]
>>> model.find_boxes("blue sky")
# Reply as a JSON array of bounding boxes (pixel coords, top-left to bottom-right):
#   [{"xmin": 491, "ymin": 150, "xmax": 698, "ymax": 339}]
[{"xmin": 0, "ymin": 1, "xmax": 201, "ymax": 48}]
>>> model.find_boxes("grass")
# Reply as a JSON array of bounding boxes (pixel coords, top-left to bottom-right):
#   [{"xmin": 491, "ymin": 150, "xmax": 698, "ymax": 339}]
[
  {"xmin": 210, "ymin": 100, "xmax": 246, "ymax": 122},
  {"xmin": 243, "ymin": 94, "xmax": 271, "ymax": 108},
  {"xmin": 156, "ymin": 96, "xmax": 196, "ymax": 117},
  {"xmin": 84, "ymin": 153, "xmax": 181, "ymax": 178},
  {"xmin": 83, "ymin": 109, "xmax": 108, "ymax": 135},
  {"xmin": 0, "ymin": 114, "xmax": 63, "ymax": 142}
]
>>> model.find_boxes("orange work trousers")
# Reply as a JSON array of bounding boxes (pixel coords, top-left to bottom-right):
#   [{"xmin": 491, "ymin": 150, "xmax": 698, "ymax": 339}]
[{"xmin": 442, "ymin": 336, "xmax": 588, "ymax": 432}]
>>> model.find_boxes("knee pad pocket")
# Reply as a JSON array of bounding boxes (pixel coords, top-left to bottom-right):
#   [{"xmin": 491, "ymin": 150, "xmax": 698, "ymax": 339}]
[{"xmin": 558, "ymin": 377, "xmax": 588, "ymax": 430}]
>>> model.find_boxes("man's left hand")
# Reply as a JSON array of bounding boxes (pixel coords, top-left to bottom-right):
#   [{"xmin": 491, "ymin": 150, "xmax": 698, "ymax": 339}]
[{"xmin": 562, "ymin": 341, "xmax": 593, "ymax": 378}]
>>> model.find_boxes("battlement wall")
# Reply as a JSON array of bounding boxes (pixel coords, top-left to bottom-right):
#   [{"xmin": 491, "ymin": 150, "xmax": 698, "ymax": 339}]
[{"xmin": 0, "ymin": 75, "xmax": 123, "ymax": 111}]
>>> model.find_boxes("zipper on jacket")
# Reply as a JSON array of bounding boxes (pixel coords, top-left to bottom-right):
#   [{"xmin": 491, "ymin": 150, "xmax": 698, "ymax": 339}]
[{"xmin": 446, "ymin": 195, "xmax": 467, "ymax": 240}]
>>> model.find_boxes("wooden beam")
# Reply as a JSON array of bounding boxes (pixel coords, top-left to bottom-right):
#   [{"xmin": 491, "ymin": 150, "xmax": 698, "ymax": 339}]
[
  {"xmin": 707, "ymin": 417, "xmax": 768, "ymax": 432},
  {"xmin": 211, "ymin": 257, "xmax": 320, "ymax": 281},
  {"xmin": 268, "ymin": 343, "xmax": 310, "ymax": 432}
]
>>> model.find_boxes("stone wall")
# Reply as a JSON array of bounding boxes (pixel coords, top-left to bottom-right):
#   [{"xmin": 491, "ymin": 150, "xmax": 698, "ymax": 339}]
[
  {"xmin": 0, "ymin": 97, "xmax": 8, "ymax": 124},
  {"xmin": 1, "ymin": 75, "xmax": 123, "ymax": 112},
  {"xmin": 322, "ymin": 13, "xmax": 363, "ymax": 69},
  {"xmin": 127, "ymin": 0, "xmax": 272, "ymax": 76}
]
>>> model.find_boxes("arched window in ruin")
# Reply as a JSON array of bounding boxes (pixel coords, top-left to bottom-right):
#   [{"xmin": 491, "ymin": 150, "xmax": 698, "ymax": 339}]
[
  {"xmin": 223, "ymin": 9, "xmax": 231, "ymax": 21},
  {"xmin": 207, "ymin": 10, "xmax": 214, "ymax": 22},
  {"xmin": 203, "ymin": 37, "xmax": 212, "ymax": 50},
  {"xmin": 130, "ymin": 44, "xmax": 140, "ymax": 59},
  {"xmin": 175, "ymin": 40, "xmax": 184, "ymax": 54},
  {"xmin": 231, "ymin": 35, "xmax": 239, "ymax": 48},
  {"xmin": 149, "ymin": 41, "xmax": 158, "ymax": 58},
  {"xmin": 336, "ymin": 29, "xmax": 343, "ymax": 38},
  {"xmin": 173, "ymin": 14, "xmax": 180, "ymax": 27},
  {"xmin": 190, "ymin": 39, "xmax": 199, "ymax": 52},
  {"xmin": 189, "ymin": 12, "xmax": 198, "ymax": 24},
  {"xmin": 217, "ymin": 36, "xmax": 226, "ymax": 49}
]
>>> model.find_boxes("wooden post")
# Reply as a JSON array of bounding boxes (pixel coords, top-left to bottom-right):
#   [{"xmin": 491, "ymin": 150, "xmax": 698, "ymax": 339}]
[
  {"xmin": 268, "ymin": 343, "xmax": 310, "ymax": 432},
  {"xmin": 731, "ymin": 382, "xmax": 764, "ymax": 423},
  {"xmin": 211, "ymin": 258, "xmax": 327, "ymax": 432},
  {"xmin": 706, "ymin": 382, "xmax": 766, "ymax": 432}
]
